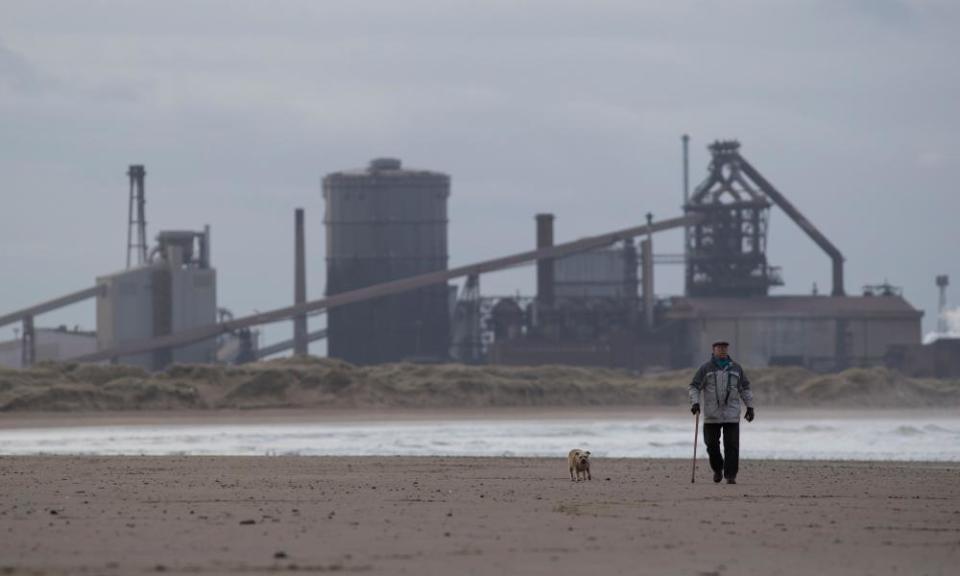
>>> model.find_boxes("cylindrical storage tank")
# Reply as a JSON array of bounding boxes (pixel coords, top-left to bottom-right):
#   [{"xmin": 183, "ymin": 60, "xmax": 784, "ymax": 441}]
[{"xmin": 324, "ymin": 158, "xmax": 450, "ymax": 364}]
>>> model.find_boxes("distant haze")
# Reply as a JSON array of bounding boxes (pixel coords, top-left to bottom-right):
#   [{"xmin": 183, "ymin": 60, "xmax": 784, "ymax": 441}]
[{"xmin": 2, "ymin": 1, "xmax": 958, "ymax": 351}]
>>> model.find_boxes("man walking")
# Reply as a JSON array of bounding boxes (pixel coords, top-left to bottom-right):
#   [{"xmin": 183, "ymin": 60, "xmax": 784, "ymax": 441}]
[{"xmin": 689, "ymin": 341, "xmax": 755, "ymax": 484}]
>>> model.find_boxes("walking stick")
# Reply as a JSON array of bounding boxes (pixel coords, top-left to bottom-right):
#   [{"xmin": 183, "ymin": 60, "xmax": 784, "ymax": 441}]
[{"xmin": 691, "ymin": 411, "xmax": 699, "ymax": 484}]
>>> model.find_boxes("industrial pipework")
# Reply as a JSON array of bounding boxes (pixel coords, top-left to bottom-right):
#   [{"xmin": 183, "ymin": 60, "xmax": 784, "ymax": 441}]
[
  {"xmin": 736, "ymin": 152, "xmax": 845, "ymax": 296},
  {"xmin": 686, "ymin": 140, "xmax": 844, "ymax": 297},
  {"xmin": 73, "ymin": 214, "xmax": 702, "ymax": 364},
  {"xmin": 0, "ymin": 285, "xmax": 103, "ymax": 368}
]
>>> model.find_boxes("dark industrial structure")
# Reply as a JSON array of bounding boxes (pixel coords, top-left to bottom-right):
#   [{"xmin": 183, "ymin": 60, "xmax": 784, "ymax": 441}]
[
  {"xmin": 69, "ymin": 214, "xmax": 694, "ymax": 365},
  {"xmin": 483, "ymin": 213, "xmax": 661, "ymax": 369},
  {"xmin": 324, "ymin": 158, "xmax": 451, "ymax": 364},
  {"xmin": 684, "ymin": 142, "xmax": 782, "ymax": 297},
  {"xmin": 658, "ymin": 140, "xmax": 912, "ymax": 369},
  {"xmin": 884, "ymin": 275, "xmax": 960, "ymax": 378},
  {"xmin": 483, "ymin": 139, "xmax": 921, "ymax": 372},
  {"xmin": 2, "ymin": 140, "xmax": 929, "ymax": 374},
  {"xmin": 293, "ymin": 207, "xmax": 308, "ymax": 356},
  {"xmin": 684, "ymin": 140, "xmax": 844, "ymax": 297},
  {"xmin": 886, "ymin": 338, "xmax": 960, "ymax": 378}
]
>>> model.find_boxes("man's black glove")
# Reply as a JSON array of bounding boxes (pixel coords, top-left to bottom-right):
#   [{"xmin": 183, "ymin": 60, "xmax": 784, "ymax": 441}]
[
  {"xmin": 745, "ymin": 407, "xmax": 755, "ymax": 422},
  {"xmin": 691, "ymin": 403, "xmax": 700, "ymax": 415}
]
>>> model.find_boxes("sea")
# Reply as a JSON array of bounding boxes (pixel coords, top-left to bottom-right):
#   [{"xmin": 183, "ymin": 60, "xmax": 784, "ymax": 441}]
[{"xmin": 1, "ymin": 413, "xmax": 958, "ymax": 461}]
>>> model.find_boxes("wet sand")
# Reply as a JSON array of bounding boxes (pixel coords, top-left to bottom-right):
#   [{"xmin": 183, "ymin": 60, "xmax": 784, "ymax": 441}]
[{"xmin": 1, "ymin": 456, "xmax": 957, "ymax": 575}]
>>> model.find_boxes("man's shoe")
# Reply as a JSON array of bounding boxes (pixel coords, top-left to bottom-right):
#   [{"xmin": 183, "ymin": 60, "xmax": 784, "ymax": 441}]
[
  {"xmin": 713, "ymin": 471, "xmax": 723, "ymax": 483},
  {"xmin": 726, "ymin": 477, "xmax": 737, "ymax": 484}
]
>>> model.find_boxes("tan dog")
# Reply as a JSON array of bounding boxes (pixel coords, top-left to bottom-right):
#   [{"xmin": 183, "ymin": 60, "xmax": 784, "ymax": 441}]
[{"xmin": 568, "ymin": 449, "xmax": 592, "ymax": 482}]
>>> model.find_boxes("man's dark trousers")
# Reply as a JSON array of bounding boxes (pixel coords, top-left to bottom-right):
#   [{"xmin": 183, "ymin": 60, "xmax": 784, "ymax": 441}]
[{"xmin": 703, "ymin": 423, "xmax": 739, "ymax": 480}]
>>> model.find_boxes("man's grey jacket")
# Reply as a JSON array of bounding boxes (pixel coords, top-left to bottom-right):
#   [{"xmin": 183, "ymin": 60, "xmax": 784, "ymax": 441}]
[{"xmin": 688, "ymin": 358, "xmax": 754, "ymax": 423}]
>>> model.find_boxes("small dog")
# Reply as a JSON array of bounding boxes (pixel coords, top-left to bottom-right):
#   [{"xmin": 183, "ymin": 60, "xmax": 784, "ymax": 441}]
[{"xmin": 568, "ymin": 449, "xmax": 592, "ymax": 482}]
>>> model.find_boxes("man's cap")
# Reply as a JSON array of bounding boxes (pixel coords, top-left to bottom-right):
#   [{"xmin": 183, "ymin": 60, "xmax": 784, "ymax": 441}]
[{"xmin": 711, "ymin": 341, "xmax": 730, "ymax": 347}]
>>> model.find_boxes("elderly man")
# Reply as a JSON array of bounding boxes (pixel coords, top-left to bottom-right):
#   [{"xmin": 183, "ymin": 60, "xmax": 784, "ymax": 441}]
[{"xmin": 689, "ymin": 341, "xmax": 755, "ymax": 484}]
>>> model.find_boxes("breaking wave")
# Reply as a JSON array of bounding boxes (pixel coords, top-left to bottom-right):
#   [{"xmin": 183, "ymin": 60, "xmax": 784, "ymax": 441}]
[{"xmin": 1, "ymin": 414, "xmax": 958, "ymax": 461}]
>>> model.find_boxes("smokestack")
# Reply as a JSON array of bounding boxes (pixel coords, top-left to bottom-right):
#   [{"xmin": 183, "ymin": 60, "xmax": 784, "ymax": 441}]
[
  {"xmin": 536, "ymin": 214, "xmax": 555, "ymax": 309},
  {"xmin": 641, "ymin": 239, "xmax": 655, "ymax": 331},
  {"xmin": 937, "ymin": 275, "xmax": 950, "ymax": 334},
  {"xmin": 293, "ymin": 208, "xmax": 308, "ymax": 356},
  {"xmin": 832, "ymin": 259, "xmax": 845, "ymax": 298},
  {"xmin": 126, "ymin": 165, "xmax": 148, "ymax": 269},
  {"xmin": 200, "ymin": 224, "xmax": 211, "ymax": 269},
  {"xmin": 21, "ymin": 315, "xmax": 35, "ymax": 368},
  {"xmin": 642, "ymin": 213, "xmax": 655, "ymax": 331},
  {"xmin": 682, "ymin": 134, "xmax": 690, "ymax": 263},
  {"xmin": 682, "ymin": 134, "xmax": 690, "ymax": 205}
]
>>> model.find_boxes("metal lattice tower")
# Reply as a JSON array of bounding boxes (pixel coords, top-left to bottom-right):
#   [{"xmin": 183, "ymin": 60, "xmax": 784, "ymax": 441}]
[
  {"xmin": 684, "ymin": 141, "xmax": 782, "ymax": 297},
  {"xmin": 450, "ymin": 274, "xmax": 482, "ymax": 363},
  {"xmin": 126, "ymin": 165, "xmax": 148, "ymax": 268},
  {"xmin": 685, "ymin": 140, "xmax": 846, "ymax": 297}
]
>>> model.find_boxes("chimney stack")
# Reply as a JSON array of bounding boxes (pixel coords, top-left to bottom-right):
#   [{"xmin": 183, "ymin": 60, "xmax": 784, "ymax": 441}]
[
  {"xmin": 536, "ymin": 214, "xmax": 555, "ymax": 309},
  {"xmin": 293, "ymin": 208, "xmax": 308, "ymax": 356}
]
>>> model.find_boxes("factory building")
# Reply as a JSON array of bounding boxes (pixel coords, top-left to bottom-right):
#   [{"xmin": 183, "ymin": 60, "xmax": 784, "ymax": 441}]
[
  {"xmin": 0, "ymin": 166, "xmax": 223, "ymax": 370},
  {"xmin": 96, "ymin": 229, "xmax": 217, "ymax": 370},
  {"xmin": 554, "ymin": 242, "xmax": 639, "ymax": 300},
  {"xmin": 2, "ymin": 145, "xmax": 930, "ymax": 374},
  {"xmin": 484, "ymin": 140, "xmax": 923, "ymax": 372},
  {"xmin": 483, "ymin": 217, "xmax": 656, "ymax": 369},
  {"xmin": 324, "ymin": 158, "xmax": 451, "ymax": 364},
  {"xmin": 0, "ymin": 326, "xmax": 97, "ymax": 369},
  {"xmin": 665, "ymin": 294, "xmax": 922, "ymax": 370},
  {"xmin": 886, "ymin": 338, "xmax": 960, "ymax": 378},
  {"xmin": 884, "ymin": 276, "xmax": 960, "ymax": 378},
  {"xmin": 663, "ymin": 140, "xmax": 921, "ymax": 370}
]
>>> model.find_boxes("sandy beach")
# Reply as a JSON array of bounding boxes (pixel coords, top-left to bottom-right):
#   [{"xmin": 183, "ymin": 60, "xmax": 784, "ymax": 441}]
[{"xmin": 1, "ymin": 455, "xmax": 957, "ymax": 575}]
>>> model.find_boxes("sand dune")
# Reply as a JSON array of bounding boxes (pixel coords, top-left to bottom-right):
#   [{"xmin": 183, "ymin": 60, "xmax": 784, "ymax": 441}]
[{"xmin": 1, "ymin": 356, "xmax": 958, "ymax": 412}]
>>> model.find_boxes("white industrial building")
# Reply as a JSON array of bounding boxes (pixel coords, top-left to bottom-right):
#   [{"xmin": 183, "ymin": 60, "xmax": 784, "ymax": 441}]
[
  {"xmin": 0, "ymin": 326, "xmax": 97, "ymax": 369},
  {"xmin": 96, "ymin": 230, "xmax": 217, "ymax": 370}
]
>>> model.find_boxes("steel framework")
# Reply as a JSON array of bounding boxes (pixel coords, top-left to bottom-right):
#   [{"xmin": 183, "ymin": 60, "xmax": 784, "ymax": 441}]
[
  {"xmin": 685, "ymin": 141, "xmax": 781, "ymax": 297},
  {"xmin": 71, "ymin": 214, "xmax": 700, "ymax": 364},
  {"xmin": 685, "ymin": 140, "xmax": 845, "ymax": 297}
]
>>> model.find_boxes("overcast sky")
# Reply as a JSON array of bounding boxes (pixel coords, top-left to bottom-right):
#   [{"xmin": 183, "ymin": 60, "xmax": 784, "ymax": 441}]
[{"xmin": 1, "ymin": 0, "xmax": 958, "ymax": 351}]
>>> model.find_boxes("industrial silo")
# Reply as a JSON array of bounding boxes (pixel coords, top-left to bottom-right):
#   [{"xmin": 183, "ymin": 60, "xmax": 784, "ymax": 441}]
[
  {"xmin": 324, "ymin": 158, "xmax": 450, "ymax": 364},
  {"xmin": 96, "ymin": 229, "xmax": 217, "ymax": 370}
]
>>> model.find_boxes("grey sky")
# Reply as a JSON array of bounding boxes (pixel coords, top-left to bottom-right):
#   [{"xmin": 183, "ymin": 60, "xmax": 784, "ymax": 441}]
[{"xmin": 2, "ymin": 0, "xmax": 958, "ymax": 350}]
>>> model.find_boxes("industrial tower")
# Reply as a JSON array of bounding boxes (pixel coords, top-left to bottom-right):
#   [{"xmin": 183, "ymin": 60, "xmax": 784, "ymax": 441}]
[
  {"xmin": 684, "ymin": 141, "xmax": 845, "ymax": 298},
  {"xmin": 126, "ymin": 165, "xmax": 148, "ymax": 268},
  {"xmin": 937, "ymin": 275, "xmax": 950, "ymax": 334}
]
